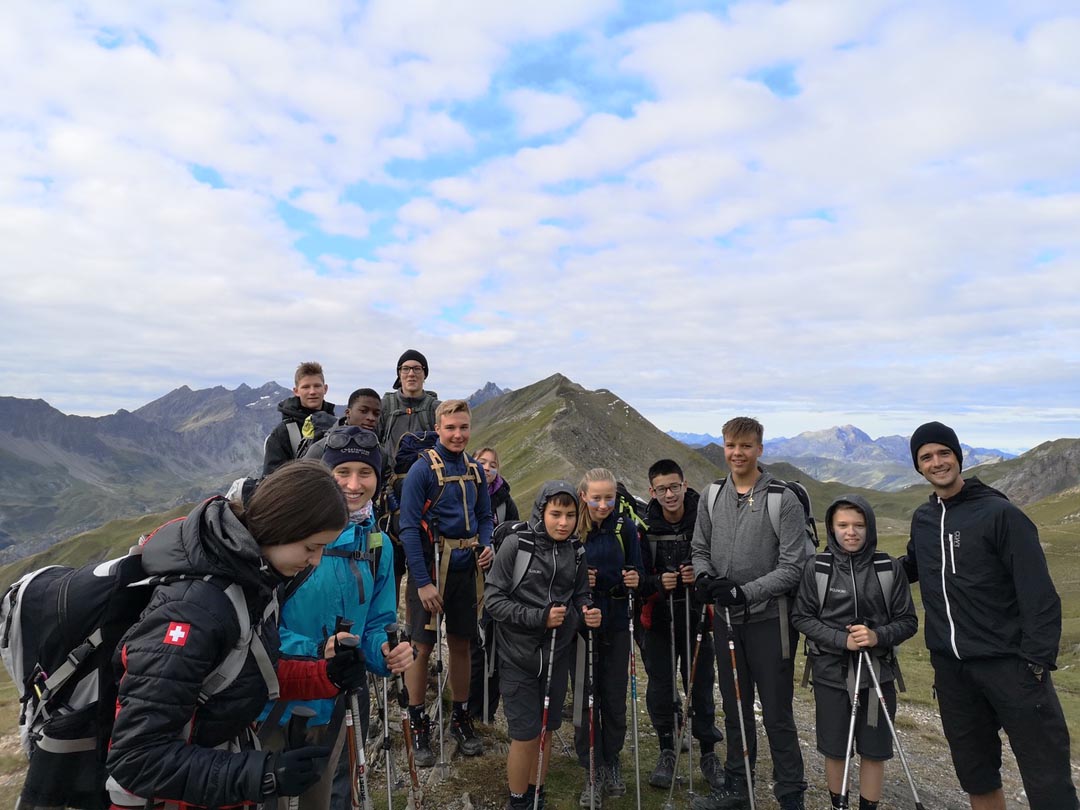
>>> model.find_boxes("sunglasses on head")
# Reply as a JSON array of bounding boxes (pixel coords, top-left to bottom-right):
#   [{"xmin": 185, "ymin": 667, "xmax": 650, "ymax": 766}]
[{"xmin": 325, "ymin": 430, "xmax": 379, "ymax": 451}]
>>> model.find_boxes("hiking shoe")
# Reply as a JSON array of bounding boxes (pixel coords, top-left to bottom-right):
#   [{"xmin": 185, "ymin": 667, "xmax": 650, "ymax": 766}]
[
  {"xmin": 700, "ymin": 752, "xmax": 725, "ymax": 791},
  {"xmin": 649, "ymin": 749, "xmax": 676, "ymax": 788},
  {"xmin": 411, "ymin": 715, "xmax": 435, "ymax": 768},
  {"xmin": 450, "ymin": 710, "xmax": 484, "ymax": 756},
  {"xmin": 604, "ymin": 760, "xmax": 626, "ymax": 797},
  {"xmin": 690, "ymin": 775, "xmax": 750, "ymax": 810},
  {"xmin": 506, "ymin": 790, "xmax": 532, "ymax": 810},
  {"xmin": 778, "ymin": 791, "xmax": 805, "ymax": 810},
  {"xmin": 579, "ymin": 768, "xmax": 605, "ymax": 808}
]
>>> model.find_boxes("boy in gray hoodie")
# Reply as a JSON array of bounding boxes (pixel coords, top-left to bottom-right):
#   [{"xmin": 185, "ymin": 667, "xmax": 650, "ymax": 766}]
[
  {"xmin": 485, "ymin": 482, "xmax": 602, "ymax": 810},
  {"xmin": 792, "ymin": 495, "xmax": 917, "ymax": 810}
]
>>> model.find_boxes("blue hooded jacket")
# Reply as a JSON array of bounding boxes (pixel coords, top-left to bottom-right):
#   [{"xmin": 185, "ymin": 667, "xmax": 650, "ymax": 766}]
[{"xmin": 259, "ymin": 513, "xmax": 395, "ymax": 727}]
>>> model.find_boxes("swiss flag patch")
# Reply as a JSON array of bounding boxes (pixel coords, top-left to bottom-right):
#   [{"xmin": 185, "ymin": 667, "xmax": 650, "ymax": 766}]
[{"xmin": 163, "ymin": 622, "xmax": 191, "ymax": 647}]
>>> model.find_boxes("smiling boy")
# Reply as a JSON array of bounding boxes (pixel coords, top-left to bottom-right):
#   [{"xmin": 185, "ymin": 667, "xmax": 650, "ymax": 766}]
[{"xmin": 263, "ymin": 361, "xmax": 337, "ymax": 476}]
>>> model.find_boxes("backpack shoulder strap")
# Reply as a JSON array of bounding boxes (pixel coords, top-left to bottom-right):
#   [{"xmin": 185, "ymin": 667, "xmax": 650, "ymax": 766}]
[
  {"xmin": 765, "ymin": 480, "xmax": 786, "ymax": 540},
  {"xmin": 814, "ymin": 551, "xmax": 834, "ymax": 610},
  {"xmin": 198, "ymin": 581, "xmax": 279, "ymax": 704},
  {"xmin": 872, "ymin": 551, "xmax": 895, "ymax": 621},
  {"xmin": 705, "ymin": 478, "xmax": 727, "ymax": 515},
  {"xmin": 510, "ymin": 535, "xmax": 537, "ymax": 594},
  {"xmin": 285, "ymin": 422, "xmax": 303, "ymax": 457}
]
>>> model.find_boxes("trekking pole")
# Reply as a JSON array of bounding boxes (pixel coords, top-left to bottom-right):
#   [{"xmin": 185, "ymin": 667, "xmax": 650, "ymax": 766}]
[
  {"xmin": 534, "ymin": 611, "xmax": 560, "ymax": 810},
  {"xmin": 860, "ymin": 648, "xmax": 926, "ymax": 810},
  {"xmin": 430, "ymin": 519, "xmax": 450, "ymax": 779},
  {"xmin": 839, "ymin": 649, "xmax": 864, "ymax": 809},
  {"xmin": 336, "ymin": 618, "xmax": 373, "ymax": 810},
  {"xmin": 681, "ymin": 561, "xmax": 695, "ymax": 801},
  {"xmin": 395, "ymin": 627, "xmax": 424, "ymax": 810},
  {"xmin": 384, "ymin": 624, "xmax": 402, "ymax": 810},
  {"xmin": 625, "ymin": 567, "xmax": 642, "ymax": 810},
  {"xmin": 286, "ymin": 705, "xmax": 317, "ymax": 810},
  {"xmin": 722, "ymin": 606, "xmax": 756, "ymax": 810},
  {"xmin": 587, "ymin": 617, "xmax": 597, "ymax": 810},
  {"xmin": 666, "ymin": 570, "xmax": 682, "ymax": 773},
  {"xmin": 663, "ymin": 603, "xmax": 709, "ymax": 810}
]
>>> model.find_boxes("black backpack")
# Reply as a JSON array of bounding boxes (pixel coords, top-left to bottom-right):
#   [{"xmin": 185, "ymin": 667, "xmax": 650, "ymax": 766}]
[
  {"xmin": 705, "ymin": 477, "xmax": 819, "ymax": 557},
  {"xmin": 0, "ymin": 529, "xmax": 274, "ymax": 810}
]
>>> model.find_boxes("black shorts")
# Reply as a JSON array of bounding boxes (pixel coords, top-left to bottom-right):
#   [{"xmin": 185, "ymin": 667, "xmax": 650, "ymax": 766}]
[
  {"xmin": 814, "ymin": 681, "xmax": 895, "ymax": 762},
  {"xmin": 406, "ymin": 566, "xmax": 480, "ymax": 645},
  {"xmin": 500, "ymin": 645, "xmax": 572, "ymax": 741},
  {"xmin": 932, "ymin": 653, "xmax": 1076, "ymax": 805}
]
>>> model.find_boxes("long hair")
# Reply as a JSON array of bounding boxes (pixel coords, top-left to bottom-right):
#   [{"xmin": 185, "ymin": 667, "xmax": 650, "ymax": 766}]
[
  {"xmin": 577, "ymin": 467, "xmax": 617, "ymax": 540},
  {"xmin": 230, "ymin": 460, "xmax": 348, "ymax": 547}
]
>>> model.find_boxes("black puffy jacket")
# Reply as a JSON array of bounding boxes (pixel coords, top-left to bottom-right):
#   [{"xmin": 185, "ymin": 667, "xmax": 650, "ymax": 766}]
[
  {"xmin": 107, "ymin": 498, "xmax": 338, "ymax": 807},
  {"xmin": 904, "ymin": 477, "xmax": 1061, "ymax": 668},
  {"xmin": 490, "ymin": 477, "xmax": 520, "ymax": 527},
  {"xmin": 792, "ymin": 494, "xmax": 917, "ymax": 689},
  {"xmin": 262, "ymin": 396, "xmax": 337, "ymax": 476}
]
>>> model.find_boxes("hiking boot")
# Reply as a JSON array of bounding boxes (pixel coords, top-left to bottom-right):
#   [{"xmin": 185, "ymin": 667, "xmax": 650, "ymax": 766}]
[
  {"xmin": 690, "ymin": 775, "xmax": 750, "ymax": 810},
  {"xmin": 450, "ymin": 710, "xmax": 484, "ymax": 756},
  {"xmin": 506, "ymin": 789, "xmax": 532, "ymax": 810},
  {"xmin": 700, "ymin": 752, "xmax": 725, "ymax": 791},
  {"xmin": 604, "ymin": 760, "xmax": 626, "ymax": 797},
  {"xmin": 411, "ymin": 714, "xmax": 435, "ymax": 768},
  {"xmin": 579, "ymin": 768, "xmax": 605, "ymax": 808},
  {"xmin": 649, "ymin": 749, "xmax": 676, "ymax": 788},
  {"xmin": 778, "ymin": 791, "xmax": 805, "ymax": 810}
]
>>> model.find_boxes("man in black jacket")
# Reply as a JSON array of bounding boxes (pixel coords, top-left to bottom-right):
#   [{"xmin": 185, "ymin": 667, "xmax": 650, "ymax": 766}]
[{"xmin": 905, "ymin": 421, "xmax": 1077, "ymax": 810}]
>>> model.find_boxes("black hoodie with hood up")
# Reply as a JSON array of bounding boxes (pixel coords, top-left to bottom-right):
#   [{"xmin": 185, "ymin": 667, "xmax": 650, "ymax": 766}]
[
  {"xmin": 791, "ymin": 494, "xmax": 917, "ymax": 690},
  {"xmin": 484, "ymin": 481, "xmax": 591, "ymax": 676}
]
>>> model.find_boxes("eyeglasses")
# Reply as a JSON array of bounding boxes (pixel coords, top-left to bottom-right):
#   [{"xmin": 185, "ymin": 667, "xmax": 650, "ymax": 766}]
[
  {"xmin": 653, "ymin": 483, "xmax": 684, "ymax": 496},
  {"xmin": 399, "ymin": 365, "xmax": 425, "ymax": 375},
  {"xmin": 326, "ymin": 429, "xmax": 379, "ymax": 451}
]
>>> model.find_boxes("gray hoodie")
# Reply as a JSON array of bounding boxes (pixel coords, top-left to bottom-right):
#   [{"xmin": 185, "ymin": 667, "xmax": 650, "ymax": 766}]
[
  {"xmin": 484, "ymin": 481, "xmax": 591, "ymax": 675},
  {"xmin": 690, "ymin": 469, "xmax": 809, "ymax": 623}
]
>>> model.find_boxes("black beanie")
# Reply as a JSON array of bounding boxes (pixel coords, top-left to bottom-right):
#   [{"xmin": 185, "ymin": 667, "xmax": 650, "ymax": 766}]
[
  {"xmin": 910, "ymin": 421, "xmax": 963, "ymax": 471},
  {"xmin": 321, "ymin": 427, "xmax": 384, "ymax": 494},
  {"xmin": 393, "ymin": 349, "xmax": 429, "ymax": 390}
]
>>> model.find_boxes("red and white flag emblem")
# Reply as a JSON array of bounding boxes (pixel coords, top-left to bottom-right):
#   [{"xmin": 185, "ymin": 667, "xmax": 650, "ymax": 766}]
[{"xmin": 164, "ymin": 622, "xmax": 191, "ymax": 646}]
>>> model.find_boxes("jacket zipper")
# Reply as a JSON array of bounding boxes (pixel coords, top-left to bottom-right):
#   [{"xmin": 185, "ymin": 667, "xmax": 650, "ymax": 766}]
[{"xmin": 937, "ymin": 498, "xmax": 961, "ymax": 658}]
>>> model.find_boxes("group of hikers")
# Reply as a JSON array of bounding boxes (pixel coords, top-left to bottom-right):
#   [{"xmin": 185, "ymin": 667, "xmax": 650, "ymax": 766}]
[{"xmin": 5, "ymin": 352, "xmax": 1076, "ymax": 810}]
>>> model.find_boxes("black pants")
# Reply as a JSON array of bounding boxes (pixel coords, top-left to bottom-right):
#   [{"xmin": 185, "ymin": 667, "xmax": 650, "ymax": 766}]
[
  {"xmin": 573, "ymin": 627, "xmax": 631, "ymax": 768},
  {"xmin": 468, "ymin": 612, "xmax": 501, "ymax": 722},
  {"xmin": 643, "ymin": 595, "xmax": 719, "ymax": 744},
  {"xmin": 933, "ymin": 653, "xmax": 1077, "ymax": 808},
  {"xmin": 713, "ymin": 611, "xmax": 806, "ymax": 800}
]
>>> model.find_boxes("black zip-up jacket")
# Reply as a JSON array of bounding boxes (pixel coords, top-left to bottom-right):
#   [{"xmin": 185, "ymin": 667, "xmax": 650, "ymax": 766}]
[
  {"xmin": 107, "ymin": 498, "xmax": 339, "ymax": 807},
  {"xmin": 904, "ymin": 477, "xmax": 1061, "ymax": 668},
  {"xmin": 490, "ymin": 477, "xmax": 520, "ymax": 527},
  {"xmin": 641, "ymin": 489, "xmax": 700, "ymax": 617},
  {"xmin": 484, "ymin": 482, "xmax": 591, "ymax": 675},
  {"xmin": 262, "ymin": 396, "xmax": 337, "ymax": 476},
  {"xmin": 792, "ymin": 494, "xmax": 917, "ymax": 689}
]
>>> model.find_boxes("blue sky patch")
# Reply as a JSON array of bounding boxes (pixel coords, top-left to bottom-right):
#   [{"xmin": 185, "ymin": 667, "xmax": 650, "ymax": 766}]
[
  {"xmin": 747, "ymin": 62, "xmax": 801, "ymax": 98},
  {"xmin": 190, "ymin": 164, "xmax": 226, "ymax": 189}
]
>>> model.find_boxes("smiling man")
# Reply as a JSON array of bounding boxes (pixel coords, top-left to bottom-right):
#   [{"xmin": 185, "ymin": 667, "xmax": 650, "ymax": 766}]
[
  {"xmin": 905, "ymin": 421, "xmax": 1076, "ymax": 810},
  {"xmin": 690, "ymin": 417, "xmax": 808, "ymax": 810}
]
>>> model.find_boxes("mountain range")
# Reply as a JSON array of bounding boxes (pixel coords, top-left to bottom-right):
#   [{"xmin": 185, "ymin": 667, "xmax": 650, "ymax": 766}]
[
  {"xmin": 0, "ymin": 376, "xmax": 1075, "ymax": 560},
  {"xmin": 671, "ymin": 424, "xmax": 1014, "ymax": 491}
]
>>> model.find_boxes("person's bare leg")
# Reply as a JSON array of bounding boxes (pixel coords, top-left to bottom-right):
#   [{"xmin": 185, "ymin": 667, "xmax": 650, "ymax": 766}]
[
  {"xmin": 969, "ymin": 789, "xmax": 1006, "ymax": 810},
  {"xmin": 406, "ymin": 642, "xmax": 432, "ymax": 708},
  {"xmin": 825, "ymin": 757, "xmax": 846, "ymax": 795},
  {"xmin": 508, "ymin": 738, "xmax": 540, "ymax": 793},
  {"xmin": 448, "ymin": 634, "xmax": 471, "ymax": 701},
  {"xmin": 857, "ymin": 758, "xmax": 884, "ymax": 803}
]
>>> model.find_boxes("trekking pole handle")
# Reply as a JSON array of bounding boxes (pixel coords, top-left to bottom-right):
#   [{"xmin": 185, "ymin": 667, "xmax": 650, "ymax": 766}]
[{"xmin": 385, "ymin": 623, "xmax": 400, "ymax": 648}]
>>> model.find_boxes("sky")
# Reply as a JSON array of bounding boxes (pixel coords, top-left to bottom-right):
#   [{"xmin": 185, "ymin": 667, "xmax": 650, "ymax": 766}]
[{"xmin": 2, "ymin": 1, "xmax": 1078, "ymax": 454}]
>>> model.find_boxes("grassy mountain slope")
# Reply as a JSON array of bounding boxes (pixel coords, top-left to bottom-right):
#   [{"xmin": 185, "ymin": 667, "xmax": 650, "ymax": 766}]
[{"xmin": 470, "ymin": 374, "xmax": 724, "ymax": 508}]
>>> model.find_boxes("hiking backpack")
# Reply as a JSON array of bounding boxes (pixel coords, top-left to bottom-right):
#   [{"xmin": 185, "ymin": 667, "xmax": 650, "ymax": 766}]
[
  {"xmin": 0, "ymin": 529, "xmax": 277, "ymax": 810},
  {"xmin": 705, "ymin": 477, "xmax": 819, "ymax": 558},
  {"xmin": 493, "ymin": 522, "xmax": 586, "ymax": 595}
]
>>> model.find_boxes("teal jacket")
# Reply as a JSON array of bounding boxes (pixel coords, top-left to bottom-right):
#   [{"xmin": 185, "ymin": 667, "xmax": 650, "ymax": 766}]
[{"xmin": 261, "ymin": 514, "xmax": 395, "ymax": 727}]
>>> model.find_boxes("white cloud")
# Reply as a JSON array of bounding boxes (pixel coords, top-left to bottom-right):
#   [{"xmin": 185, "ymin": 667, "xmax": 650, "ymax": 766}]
[{"xmin": 505, "ymin": 88, "xmax": 585, "ymax": 137}]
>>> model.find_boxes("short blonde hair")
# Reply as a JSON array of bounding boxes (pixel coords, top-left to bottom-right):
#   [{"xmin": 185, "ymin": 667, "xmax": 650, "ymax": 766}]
[{"xmin": 435, "ymin": 399, "xmax": 471, "ymax": 426}]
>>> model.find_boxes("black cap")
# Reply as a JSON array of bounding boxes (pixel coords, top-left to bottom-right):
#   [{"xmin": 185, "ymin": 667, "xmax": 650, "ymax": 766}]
[
  {"xmin": 393, "ymin": 349, "xmax": 429, "ymax": 390},
  {"xmin": 910, "ymin": 421, "xmax": 963, "ymax": 471}
]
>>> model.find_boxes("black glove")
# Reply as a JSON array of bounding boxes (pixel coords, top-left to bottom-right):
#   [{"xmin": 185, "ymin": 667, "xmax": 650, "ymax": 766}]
[
  {"xmin": 694, "ymin": 574, "xmax": 716, "ymax": 603},
  {"xmin": 264, "ymin": 745, "xmax": 331, "ymax": 796},
  {"xmin": 326, "ymin": 642, "xmax": 367, "ymax": 690},
  {"xmin": 713, "ymin": 578, "xmax": 746, "ymax": 606}
]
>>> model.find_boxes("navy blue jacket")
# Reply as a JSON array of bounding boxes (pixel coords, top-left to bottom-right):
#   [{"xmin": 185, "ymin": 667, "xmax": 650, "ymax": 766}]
[{"xmin": 582, "ymin": 510, "xmax": 646, "ymax": 634}]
